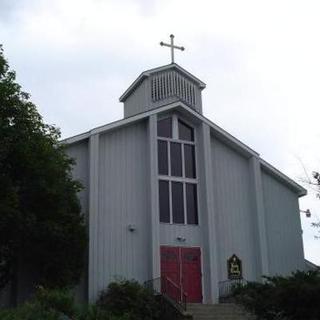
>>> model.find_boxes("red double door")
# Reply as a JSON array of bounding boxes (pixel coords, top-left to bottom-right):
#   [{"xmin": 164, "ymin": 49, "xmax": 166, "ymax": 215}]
[{"xmin": 160, "ymin": 246, "xmax": 202, "ymax": 303}]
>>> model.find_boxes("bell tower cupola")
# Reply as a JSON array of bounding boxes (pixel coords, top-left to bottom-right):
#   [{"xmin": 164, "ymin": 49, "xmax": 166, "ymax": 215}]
[{"xmin": 119, "ymin": 35, "xmax": 206, "ymax": 118}]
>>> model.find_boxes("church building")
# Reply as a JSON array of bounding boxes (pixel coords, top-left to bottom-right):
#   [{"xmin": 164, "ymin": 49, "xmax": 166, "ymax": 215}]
[{"xmin": 63, "ymin": 37, "xmax": 307, "ymax": 305}]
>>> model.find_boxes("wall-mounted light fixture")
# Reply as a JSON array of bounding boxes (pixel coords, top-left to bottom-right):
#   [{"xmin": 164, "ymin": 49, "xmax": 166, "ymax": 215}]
[
  {"xmin": 176, "ymin": 236, "xmax": 186, "ymax": 242},
  {"xmin": 128, "ymin": 224, "xmax": 137, "ymax": 232},
  {"xmin": 300, "ymin": 209, "xmax": 311, "ymax": 218}
]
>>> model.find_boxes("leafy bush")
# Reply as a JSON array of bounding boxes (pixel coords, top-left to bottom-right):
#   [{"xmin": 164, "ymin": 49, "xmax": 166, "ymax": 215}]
[
  {"xmin": 0, "ymin": 287, "xmax": 77, "ymax": 320},
  {"xmin": 0, "ymin": 283, "xmax": 162, "ymax": 320},
  {"xmin": 34, "ymin": 286, "xmax": 76, "ymax": 317},
  {"xmin": 0, "ymin": 301, "xmax": 60, "ymax": 320},
  {"xmin": 0, "ymin": 303, "xmax": 131, "ymax": 320},
  {"xmin": 96, "ymin": 280, "xmax": 161, "ymax": 320},
  {"xmin": 233, "ymin": 270, "xmax": 320, "ymax": 320}
]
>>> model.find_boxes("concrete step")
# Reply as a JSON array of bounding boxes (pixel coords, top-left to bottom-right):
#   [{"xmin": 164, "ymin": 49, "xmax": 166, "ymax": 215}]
[{"xmin": 187, "ymin": 303, "xmax": 255, "ymax": 320}]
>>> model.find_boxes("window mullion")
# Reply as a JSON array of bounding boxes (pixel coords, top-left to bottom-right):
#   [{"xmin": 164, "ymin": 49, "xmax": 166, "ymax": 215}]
[
  {"xmin": 157, "ymin": 116, "xmax": 198, "ymax": 226},
  {"xmin": 196, "ymin": 184, "xmax": 200, "ymax": 226},
  {"xmin": 158, "ymin": 175, "xmax": 198, "ymax": 183},
  {"xmin": 181, "ymin": 143, "xmax": 187, "ymax": 224},
  {"xmin": 158, "ymin": 137, "xmax": 195, "ymax": 145},
  {"xmin": 167, "ymin": 141, "xmax": 171, "ymax": 176},
  {"xmin": 181, "ymin": 143, "xmax": 185, "ymax": 178},
  {"xmin": 169, "ymin": 181, "xmax": 173, "ymax": 224},
  {"xmin": 172, "ymin": 114, "xmax": 178, "ymax": 139},
  {"xmin": 183, "ymin": 182, "xmax": 187, "ymax": 225}
]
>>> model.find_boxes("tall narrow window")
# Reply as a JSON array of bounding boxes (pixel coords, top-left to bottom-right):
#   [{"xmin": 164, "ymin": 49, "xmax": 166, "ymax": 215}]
[
  {"xmin": 184, "ymin": 144, "xmax": 196, "ymax": 178},
  {"xmin": 158, "ymin": 118, "xmax": 172, "ymax": 138},
  {"xmin": 159, "ymin": 180, "xmax": 170, "ymax": 223},
  {"xmin": 172, "ymin": 182, "xmax": 184, "ymax": 224},
  {"xmin": 157, "ymin": 116, "xmax": 198, "ymax": 225},
  {"xmin": 186, "ymin": 183, "xmax": 198, "ymax": 224},
  {"xmin": 170, "ymin": 142, "xmax": 182, "ymax": 177},
  {"xmin": 158, "ymin": 140, "xmax": 168, "ymax": 175}
]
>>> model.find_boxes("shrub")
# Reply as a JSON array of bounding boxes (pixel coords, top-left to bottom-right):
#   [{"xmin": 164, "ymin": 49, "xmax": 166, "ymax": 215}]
[
  {"xmin": 0, "ymin": 301, "xmax": 60, "ymax": 320},
  {"xmin": 35, "ymin": 286, "xmax": 76, "ymax": 317},
  {"xmin": 0, "ymin": 285, "xmax": 154, "ymax": 320},
  {"xmin": 96, "ymin": 280, "xmax": 161, "ymax": 320},
  {"xmin": 0, "ymin": 287, "xmax": 75, "ymax": 320},
  {"xmin": 0, "ymin": 302, "xmax": 131, "ymax": 320},
  {"xmin": 233, "ymin": 270, "xmax": 320, "ymax": 320}
]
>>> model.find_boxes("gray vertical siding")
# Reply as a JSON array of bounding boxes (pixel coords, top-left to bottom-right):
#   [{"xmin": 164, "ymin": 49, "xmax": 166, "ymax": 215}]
[
  {"xmin": 88, "ymin": 134, "xmax": 100, "ymax": 303},
  {"xmin": 159, "ymin": 224, "xmax": 202, "ymax": 246},
  {"xmin": 1, "ymin": 98, "xmax": 307, "ymax": 307},
  {"xmin": 124, "ymin": 80, "xmax": 149, "ymax": 118},
  {"xmin": 66, "ymin": 110, "xmax": 306, "ymax": 305},
  {"xmin": 262, "ymin": 171, "xmax": 305, "ymax": 275},
  {"xmin": 89, "ymin": 120, "xmax": 151, "ymax": 301},
  {"xmin": 249, "ymin": 157, "xmax": 269, "ymax": 278},
  {"xmin": 211, "ymin": 138, "xmax": 259, "ymax": 282},
  {"xmin": 148, "ymin": 115, "xmax": 161, "ymax": 280},
  {"xmin": 198, "ymin": 124, "xmax": 220, "ymax": 303}
]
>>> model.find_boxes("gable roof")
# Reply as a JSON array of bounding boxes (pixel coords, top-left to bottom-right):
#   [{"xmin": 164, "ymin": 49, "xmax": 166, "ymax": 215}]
[
  {"xmin": 119, "ymin": 63, "xmax": 206, "ymax": 102},
  {"xmin": 61, "ymin": 101, "xmax": 307, "ymax": 197}
]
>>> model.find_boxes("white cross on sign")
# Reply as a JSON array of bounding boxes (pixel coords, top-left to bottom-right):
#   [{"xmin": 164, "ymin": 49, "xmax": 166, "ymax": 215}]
[{"xmin": 160, "ymin": 34, "xmax": 185, "ymax": 64}]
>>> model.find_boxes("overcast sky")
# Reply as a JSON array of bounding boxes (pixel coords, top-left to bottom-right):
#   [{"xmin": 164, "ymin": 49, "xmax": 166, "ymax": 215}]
[{"xmin": 1, "ymin": 0, "xmax": 319, "ymax": 265}]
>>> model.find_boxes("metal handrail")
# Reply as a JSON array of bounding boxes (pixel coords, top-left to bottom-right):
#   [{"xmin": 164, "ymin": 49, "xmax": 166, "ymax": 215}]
[
  {"xmin": 218, "ymin": 278, "xmax": 247, "ymax": 303},
  {"xmin": 144, "ymin": 276, "xmax": 187, "ymax": 311},
  {"xmin": 165, "ymin": 276, "xmax": 180, "ymax": 289},
  {"xmin": 165, "ymin": 276, "xmax": 188, "ymax": 311}
]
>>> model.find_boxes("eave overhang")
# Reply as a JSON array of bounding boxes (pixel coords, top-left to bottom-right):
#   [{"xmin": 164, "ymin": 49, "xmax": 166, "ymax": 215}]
[
  {"xmin": 260, "ymin": 159, "xmax": 307, "ymax": 197},
  {"xmin": 305, "ymin": 259, "xmax": 319, "ymax": 270},
  {"xmin": 61, "ymin": 102, "xmax": 306, "ymax": 198}
]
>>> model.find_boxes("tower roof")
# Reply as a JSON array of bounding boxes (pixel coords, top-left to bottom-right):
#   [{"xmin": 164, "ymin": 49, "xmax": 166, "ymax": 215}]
[{"xmin": 119, "ymin": 63, "xmax": 206, "ymax": 103}]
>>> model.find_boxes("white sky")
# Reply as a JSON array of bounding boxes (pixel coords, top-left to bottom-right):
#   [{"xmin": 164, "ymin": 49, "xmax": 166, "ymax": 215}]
[{"xmin": 1, "ymin": 0, "xmax": 319, "ymax": 265}]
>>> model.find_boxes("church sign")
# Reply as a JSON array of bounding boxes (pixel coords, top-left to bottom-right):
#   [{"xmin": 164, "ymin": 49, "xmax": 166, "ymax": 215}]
[{"xmin": 227, "ymin": 254, "xmax": 242, "ymax": 280}]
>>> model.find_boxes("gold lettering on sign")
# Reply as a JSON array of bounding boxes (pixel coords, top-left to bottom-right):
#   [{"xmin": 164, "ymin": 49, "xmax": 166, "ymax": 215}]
[{"xmin": 227, "ymin": 254, "xmax": 242, "ymax": 280}]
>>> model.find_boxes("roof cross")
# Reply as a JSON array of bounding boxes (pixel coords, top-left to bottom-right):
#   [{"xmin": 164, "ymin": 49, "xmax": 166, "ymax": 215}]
[{"xmin": 160, "ymin": 34, "xmax": 185, "ymax": 64}]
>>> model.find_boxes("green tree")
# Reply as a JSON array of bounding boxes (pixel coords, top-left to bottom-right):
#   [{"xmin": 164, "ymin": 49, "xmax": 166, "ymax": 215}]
[{"xmin": 0, "ymin": 45, "xmax": 87, "ymax": 294}]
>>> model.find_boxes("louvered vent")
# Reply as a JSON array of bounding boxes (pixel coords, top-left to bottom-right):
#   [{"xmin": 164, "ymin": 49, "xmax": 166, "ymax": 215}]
[{"xmin": 151, "ymin": 71, "xmax": 197, "ymax": 107}]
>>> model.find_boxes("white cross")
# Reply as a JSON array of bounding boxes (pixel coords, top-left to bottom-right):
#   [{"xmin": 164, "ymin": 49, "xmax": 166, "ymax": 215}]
[{"xmin": 160, "ymin": 34, "xmax": 185, "ymax": 64}]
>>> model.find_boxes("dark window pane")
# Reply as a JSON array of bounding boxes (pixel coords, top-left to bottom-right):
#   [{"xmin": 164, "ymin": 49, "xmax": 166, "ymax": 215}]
[
  {"xmin": 186, "ymin": 184, "xmax": 198, "ymax": 225},
  {"xmin": 158, "ymin": 118, "xmax": 172, "ymax": 138},
  {"xmin": 170, "ymin": 142, "xmax": 182, "ymax": 177},
  {"xmin": 178, "ymin": 120, "xmax": 194, "ymax": 141},
  {"xmin": 158, "ymin": 140, "xmax": 168, "ymax": 175},
  {"xmin": 172, "ymin": 182, "xmax": 184, "ymax": 224},
  {"xmin": 159, "ymin": 181, "xmax": 170, "ymax": 223},
  {"xmin": 184, "ymin": 145, "xmax": 196, "ymax": 178}
]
